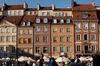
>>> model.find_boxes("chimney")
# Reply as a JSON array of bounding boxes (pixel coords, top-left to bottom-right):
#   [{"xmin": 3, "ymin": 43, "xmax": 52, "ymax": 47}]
[
  {"xmin": 37, "ymin": 4, "xmax": 40, "ymax": 10},
  {"xmin": 92, "ymin": 2, "xmax": 95, "ymax": 6},
  {"xmin": 71, "ymin": 0, "xmax": 75, "ymax": 8},
  {"xmin": 23, "ymin": 2, "xmax": 28, "ymax": 9},
  {"xmin": 52, "ymin": 4, "xmax": 55, "ymax": 10},
  {"xmin": 1, "ymin": 2, "xmax": 6, "ymax": 11}
]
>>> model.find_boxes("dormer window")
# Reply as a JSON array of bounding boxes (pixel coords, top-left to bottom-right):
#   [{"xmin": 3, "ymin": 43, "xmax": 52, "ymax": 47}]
[
  {"xmin": 66, "ymin": 18, "xmax": 70, "ymax": 23},
  {"xmin": 36, "ymin": 18, "xmax": 40, "ymax": 23},
  {"xmin": 27, "ymin": 22, "xmax": 31, "ymax": 26},
  {"xmin": 44, "ymin": 18, "xmax": 48, "ymax": 23},
  {"xmin": 60, "ymin": 19, "xmax": 64, "ymax": 23},
  {"xmin": 82, "ymin": 12, "xmax": 89, "ymax": 19},
  {"xmin": 53, "ymin": 19, "xmax": 57, "ymax": 23},
  {"xmin": 21, "ymin": 22, "xmax": 25, "ymax": 26}
]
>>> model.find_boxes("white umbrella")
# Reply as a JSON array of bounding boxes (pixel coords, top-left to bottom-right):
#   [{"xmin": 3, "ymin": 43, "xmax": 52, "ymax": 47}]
[
  {"xmin": 18, "ymin": 56, "xmax": 28, "ymax": 62},
  {"xmin": 43, "ymin": 56, "xmax": 49, "ymax": 62},
  {"xmin": 56, "ymin": 56, "xmax": 70, "ymax": 63},
  {"xmin": 28, "ymin": 57, "xmax": 35, "ymax": 62},
  {"xmin": 86, "ymin": 57, "xmax": 93, "ymax": 61},
  {"xmin": 6, "ymin": 57, "xmax": 10, "ymax": 61},
  {"xmin": 79, "ymin": 57, "xmax": 88, "ymax": 61}
]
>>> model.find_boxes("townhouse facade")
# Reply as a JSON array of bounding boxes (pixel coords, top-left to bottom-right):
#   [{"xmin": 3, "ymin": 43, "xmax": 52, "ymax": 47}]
[{"xmin": 0, "ymin": 0, "xmax": 100, "ymax": 58}]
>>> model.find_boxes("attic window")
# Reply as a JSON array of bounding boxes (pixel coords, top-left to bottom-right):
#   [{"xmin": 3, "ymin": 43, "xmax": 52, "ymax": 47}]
[
  {"xmin": 44, "ymin": 18, "xmax": 48, "ymax": 23},
  {"xmin": 53, "ymin": 19, "xmax": 57, "ymax": 23},
  {"xmin": 60, "ymin": 19, "xmax": 64, "ymax": 23},
  {"xmin": 36, "ymin": 18, "xmax": 40, "ymax": 23},
  {"xmin": 82, "ymin": 12, "xmax": 89, "ymax": 19},
  {"xmin": 21, "ymin": 22, "xmax": 25, "ymax": 26},
  {"xmin": 66, "ymin": 18, "xmax": 70, "ymax": 23},
  {"xmin": 27, "ymin": 22, "xmax": 31, "ymax": 26}
]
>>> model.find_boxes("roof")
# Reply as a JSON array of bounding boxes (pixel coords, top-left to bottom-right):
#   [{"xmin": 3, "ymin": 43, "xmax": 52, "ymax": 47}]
[
  {"xmin": 73, "ymin": 4, "xmax": 96, "ymax": 11},
  {"xmin": 54, "ymin": 8, "xmax": 72, "ymax": 11},
  {"xmin": 39, "ymin": 6, "xmax": 52, "ymax": 10},
  {"xmin": 4, "ymin": 4, "xmax": 24, "ymax": 10},
  {"xmin": 25, "ymin": 8, "xmax": 37, "ymax": 11},
  {"xmin": 73, "ymin": 11, "xmax": 98, "ymax": 20}
]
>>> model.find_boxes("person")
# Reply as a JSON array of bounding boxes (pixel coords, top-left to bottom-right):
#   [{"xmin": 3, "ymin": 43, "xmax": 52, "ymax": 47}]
[
  {"xmin": 52, "ymin": 58, "xmax": 58, "ymax": 66},
  {"xmin": 69, "ymin": 59, "xmax": 75, "ymax": 66},
  {"xmin": 39, "ymin": 58, "xmax": 44, "ymax": 66},
  {"xmin": 62, "ymin": 61, "xmax": 65, "ymax": 66},
  {"xmin": 76, "ymin": 59, "xmax": 82, "ymax": 66},
  {"xmin": 48, "ymin": 58, "xmax": 52, "ymax": 66}
]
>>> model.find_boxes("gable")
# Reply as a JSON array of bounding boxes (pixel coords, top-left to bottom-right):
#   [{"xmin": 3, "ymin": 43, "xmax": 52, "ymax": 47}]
[{"xmin": 0, "ymin": 20, "xmax": 16, "ymax": 27}]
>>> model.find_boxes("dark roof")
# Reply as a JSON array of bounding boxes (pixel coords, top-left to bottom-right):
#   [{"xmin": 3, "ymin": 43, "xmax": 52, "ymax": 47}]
[
  {"xmin": 39, "ymin": 6, "xmax": 52, "ymax": 10},
  {"xmin": 25, "ymin": 8, "xmax": 37, "ymax": 11},
  {"xmin": 4, "ymin": 4, "xmax": 24, "ymax": 10},
  {"xmin": 54, "ymin": 8, "xmax": 72, "ymax": 11}
]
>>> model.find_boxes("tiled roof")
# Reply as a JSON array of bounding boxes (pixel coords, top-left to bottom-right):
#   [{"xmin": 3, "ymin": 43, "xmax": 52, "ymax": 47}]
[
  {"xmin": 4, "ymin": 4, "xmax": 24, "ymax": 10},
  {"xmin": 73, "ymin": 11, "xmax": 98, "ymax": 20},
  {"xmin": 73, "ymin": 4, "xmax": 96, "ymax": 11},
  {"xmin": 3, "ymin": 16, "xmax": 23, "ymax": 24}
]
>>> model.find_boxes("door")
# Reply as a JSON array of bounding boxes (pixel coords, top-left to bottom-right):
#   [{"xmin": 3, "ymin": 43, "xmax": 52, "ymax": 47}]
[{"xmin": 84, "ymin": 45, "xmax": 88, "ymax": 53}]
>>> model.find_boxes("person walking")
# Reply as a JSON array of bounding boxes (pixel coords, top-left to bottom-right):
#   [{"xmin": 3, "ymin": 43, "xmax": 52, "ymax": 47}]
[
  {"xmin": 76, "ymin": 59, "xmax": 82, "ymax": 66},
  {"xmin": 39, "ymin": 58, "xmax": 44, "ymax": 66},
  {"xmin": 69, "ymin": 59, "xmax": 75, "ymax": 66},
  {"xmin": 48, "ymin": 58, "xmax": 52, "ymax": 66}
]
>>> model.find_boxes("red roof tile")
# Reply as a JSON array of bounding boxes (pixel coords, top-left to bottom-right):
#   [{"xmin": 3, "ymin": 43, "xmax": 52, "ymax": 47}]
[
  {"xmin": 25, "ymin": 8, "xmax": 37, "ymax": 11},
  {"xmin": 55, "ymin": 8, "xmax": 72, "ymax": 11},
  {"xmin": 39, "ymin": 6, "xmax": 52, "ymax": 10},
  {"xmin": 73, "ymin": 4, "xmax": 96, "ymax": 10}
]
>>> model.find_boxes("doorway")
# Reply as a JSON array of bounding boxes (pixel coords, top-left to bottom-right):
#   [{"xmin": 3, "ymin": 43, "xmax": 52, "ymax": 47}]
[{"xmin": 84, "ymin": 45, "xmax": 88, "ymax": 53}]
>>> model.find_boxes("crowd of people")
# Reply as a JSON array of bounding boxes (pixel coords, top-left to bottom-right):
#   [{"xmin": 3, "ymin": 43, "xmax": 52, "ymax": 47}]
[{"xmin": 0, "ymin": 57, "xmax": 93, "ymax": 66}]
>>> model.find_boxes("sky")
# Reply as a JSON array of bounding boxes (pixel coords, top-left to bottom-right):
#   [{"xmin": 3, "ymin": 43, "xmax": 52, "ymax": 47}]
[{"xmin": 0, "ymin": 0, "xmax": 100, "ymax": 8}]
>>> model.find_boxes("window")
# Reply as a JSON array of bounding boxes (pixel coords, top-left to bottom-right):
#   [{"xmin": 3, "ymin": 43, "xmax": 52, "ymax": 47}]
[
  {"xmin": 6, "ymin": 36, "xmax": 10, "ymax": 42},
  {"xmin": 43, "ymin": 36, "xmax": 48, "ymax": 42},
  {"xmin": 53, "ymin": 19, "xmax": 57, "ymax": 23},
  {"xmin": 47, "ymin": 12, "xmax": 50, "ymax": 16},
  {"xmin": 42, "ymin": 12, "xmax": 47, "ymax": 16},
  {"xmin": 60, "ymin": 36, "xmax": 64, "ymax": 42},
  {"xmin": 21, "ymin": 22, "xmax": 25, "ymax": 26},
  {"xmin": 12, "ymin": 36, "xmax": 16, "ymax": 42},
  {"xmin": 44, "ymin": 18, "xmax": 48, "ymax": 23},
  {"xmin": 60, "ymin": 19, "xmax": 64, "ymax": 23},
  {"xmin": 19, "ymin": 38, "xmax": 23, "ymax": 44},
  {"xmin": 23, "ymin": 38, "xmax": 28, "ymax": 44},
  {"xmin": 6, "ymin": 28, "xmax": 10, "ymax": 33},
  {"xmin": 53, "ymin": 47, "xmax": 57, "ymax": 52},
  {"xmin": 67, "ymin": 46, "xmax": 71, "ymax": 52},
  {"xmin": 35, "ymin": 47, "xmax": 40, "ymax": 53},
  {"xmin": 53, "ymin": 36, "xmax": 57, "ymax": 42},
  {"xmin": 91, "ymin": 34, "xmax": 95, "ymax": 41},
  {"xmin": 53, "ymin": 28, "xmax": 57, "ymax": 33},
  {"xmin": 36, "ymin": 36, "xmax": 39, "ymax": 42},
  {"xmin": 19, "ymin": 30, "xmax": 23, "ymax": 35},
  {"xmin": 28, "ymin": 38, "xmax": 31, "ymax": 43},
  {"xmin": 44, "ymin": 26, "xmax": 48, "ymax": 32},
  {"xmin": 36, "ymin": 18, "xmax": 40, "ymax": 23},
  {"xmin": 76, "ymin": 34, "xmax": 81, "ymax": 41},
  {"xmin": 1, "ymin": 28, "xmax": 5, "ymax": 33},
  {"xmin": 91, "ymin": 45, "xmax": 95, "ymax": 52},
  {"xmin": 60, "ymin": 47, "xmax": 64, "ymax": 52},
  {"xmin": 60, "ymin": 28, "xmax": 64, "ymax": 33},
  {"xmin": 82, "ymin": 12, "xmax": 88, "ymax": 19},
  {"xmin": 43, "ymin": 47, "xmax": 48, "ymax": 53},
  {"xmin": 29, "ymin": 30, "xmax": 32, "ymax": 34},
  {"xmin": 36, "ymin": 26, "xmax": 41, "ymax": 32},
  {"xmin": 66, "ymin": 18, "xmax": 70, "ymax": 23},
  {"xmin": 24, "ymin": 30, "xmax": 28, "ymax": 34},
  {"xmin": 66, "ymin": 28, "xmax": 70, "ymax": 32},
  {"xmin": 83, "ymin": 23, "xmax": 88, "ymax": 29},
  {"xmin": 91, "ymin": 23, "xmax": 95, "ymax": 29},
  {"xmin": 27, "ymin": 22, "xmax": 31, "ymax": 26},
  {"xmin": 12, "ymin": 28, "xmax": 16, "ymax": 33},
  {"xmin": 67, "ymin": 36, "xmax": 70, "ymax": 42},
  {"xmin": 84, "ymin": 34, "xmax": 88, "ymax": 40},
  {"xmin": 75, "ymin": 22, "xmax": 81, "ymax": 29},
  {"xmin": 0, "ymin": 47, "xmax": 4, "ymax": 52},
  {"xmin": 76, "ymin": 45, "xmax": 80, "ymax": 52}
]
